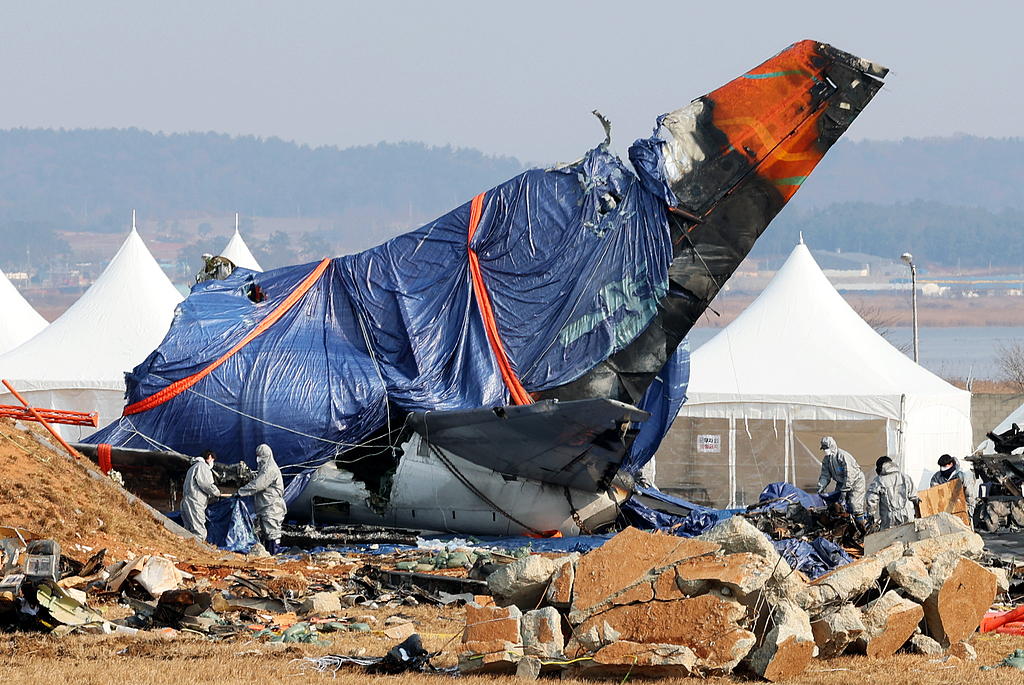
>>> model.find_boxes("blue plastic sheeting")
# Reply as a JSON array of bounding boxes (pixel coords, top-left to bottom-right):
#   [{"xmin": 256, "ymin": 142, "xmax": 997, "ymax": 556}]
[
  {"xmin": 167, "ymin": 497, "xmax": 257, "ymax": 553},
  {"xmin": 773, "ymin": 537, "xmax": 853, "ymax": 581},
  {"xmin": 621, "ymin": 485, "xmax": 743, "ymax": 537},
  {"xmin": 757, "ymin": 482, "xmax": 827, "ymax": 511},
  {"xmin": 621, "ymin": 340, "xmax": 689, "ymax": 475},
  {"xmin": 86, "ymin": 142, "xmax": 676, "ymax": 499}
]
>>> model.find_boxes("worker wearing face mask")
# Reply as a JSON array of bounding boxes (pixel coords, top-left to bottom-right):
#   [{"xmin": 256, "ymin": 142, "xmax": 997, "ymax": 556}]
[{"xmin": 930, "ymin": 454, "xmax": 977, "ymax": 519}]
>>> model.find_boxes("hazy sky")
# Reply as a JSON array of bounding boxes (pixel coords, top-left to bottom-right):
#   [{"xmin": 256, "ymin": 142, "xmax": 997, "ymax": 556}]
[{"xmin": 2, "ymin": 1, "xmax": 1021, "ymax": 166}]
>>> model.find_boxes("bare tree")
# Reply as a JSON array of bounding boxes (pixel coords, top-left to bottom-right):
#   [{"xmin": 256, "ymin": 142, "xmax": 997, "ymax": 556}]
[
  {"xmin": 851, "ymin": 298, "xmax": 913, "ymax": 354},
  {"xmin": 994, "ymin": 339, "xmax": 1024, "ymax": 392}
]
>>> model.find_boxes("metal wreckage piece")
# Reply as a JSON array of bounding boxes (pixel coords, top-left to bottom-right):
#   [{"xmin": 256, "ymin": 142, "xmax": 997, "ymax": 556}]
[{"xmin": 969, "ymin": 423, "xmax": 1024, "ymax": 532}]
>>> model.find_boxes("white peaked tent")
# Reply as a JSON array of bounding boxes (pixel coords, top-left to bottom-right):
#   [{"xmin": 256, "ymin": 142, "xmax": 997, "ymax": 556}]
[
  {"xmin": 0, "ymin": 267, "xmax": 48, "ymax": 355},
  {"xmin": 655, "ymin": 241, "xmax": 972, "ymax": 509},
  {"xmin": 219, "ymin": 214, "xmax": 262, "ymax": 272},
  {"xmin": 0, "ymin": 223, "xmax": 184, "ymax": 439}
]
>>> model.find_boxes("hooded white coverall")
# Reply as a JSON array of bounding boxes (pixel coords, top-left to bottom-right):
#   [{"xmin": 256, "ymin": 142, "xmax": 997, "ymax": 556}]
[
  {"xmin": 817, "ymin": 436, "xmax": 866, "ymax": 515},
  {"xmin": 181, "ymin": 456, "xmax": 221, "ymax": 540},
  {"xmin": 866, "ymin": 461, "xmax": 918, "ymax": 530},
  {"xmin": 238, "ymin": 444, "xmax": 286, "ymax": 543}
]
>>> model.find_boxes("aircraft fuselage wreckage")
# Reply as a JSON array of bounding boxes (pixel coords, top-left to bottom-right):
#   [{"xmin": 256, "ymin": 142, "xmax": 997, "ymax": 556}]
[{"xmin": 85, "ymin": 41, "xmax": 887, "ymax": 539}]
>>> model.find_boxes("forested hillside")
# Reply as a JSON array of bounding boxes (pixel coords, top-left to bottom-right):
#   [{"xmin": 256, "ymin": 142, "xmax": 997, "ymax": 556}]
[{"xmin": 1, "ymin": 129, "xmax": 1023, "ymax": 270}]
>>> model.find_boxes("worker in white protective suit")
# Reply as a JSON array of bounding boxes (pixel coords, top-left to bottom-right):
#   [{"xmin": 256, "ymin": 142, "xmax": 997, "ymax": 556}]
[
  {"xmin": 866, "ymin": 456, "xmax": 918, "ymax": 532},
  {"xmin": 237, "ymin": 443, "xmax": 286, "ymax": 555},
  {"xmin": 181, "ymin": 450, "xmax": 221, "ymax": 540},
  {"xmin": 930, "ymin": 454, "xmax": 977, "ymax": 520},
  {"xmin": 817, "ymin": 436, "xmax": 868, "ymax": 529}
]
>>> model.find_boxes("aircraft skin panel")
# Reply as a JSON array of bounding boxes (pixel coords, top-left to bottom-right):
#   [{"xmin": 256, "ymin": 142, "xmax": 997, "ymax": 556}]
[{"xmin": 406, "ymin": 398, "xmax": 649, "ymax": 492}]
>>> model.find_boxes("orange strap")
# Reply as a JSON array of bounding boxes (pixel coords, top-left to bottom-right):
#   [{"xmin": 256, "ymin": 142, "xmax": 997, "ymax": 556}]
[
  {"xmin": 124, "ymin": 259, "xmax": 332, "ymax": 416},
  {"xmin": 467, "ymin": 193, "xmax": 532, "ymax": 405},
  {"xmin": 97, "ymin": 443, "xmax": 112, "ymax": 474}
]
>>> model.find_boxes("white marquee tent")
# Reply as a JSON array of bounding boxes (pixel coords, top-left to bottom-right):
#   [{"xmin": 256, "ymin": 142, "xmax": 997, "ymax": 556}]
[
  {"xmin": 219, "ymin": 215, "xmax": 262, "ymax": 272},
  {"xmin": 0, "ymin": 225, "xmax": 184, "ymax": 439},
  {"xmin": 655, "ymin": 241, "xmax": 972, "ymax": 509},
  {"xmin": 0, "ymin": 267, "xmax": 48, "ymax": 355}
]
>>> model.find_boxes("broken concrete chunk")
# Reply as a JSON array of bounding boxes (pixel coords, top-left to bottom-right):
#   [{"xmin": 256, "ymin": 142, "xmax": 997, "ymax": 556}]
[
  {"xmin": 858, "ymin": 590, "xmax": 924, "ymax": 658},
  {"xmin": 864, "ymin": 512, "xmax": 970, "ymax": 556},
  {"xmin": 544, "ymin": 558, "xmax": 573, "ymax": 609},
  {"xmin": 487, "ymin": 555, "xmax": 559, "ymax": 610},
  {"xmin": 746, "ymin": 600, "xmax": 815, "ymax": 681},
  {"xmin": 569, "ymin": 527, "xmax": 718, "ymax": 624},
  {"xmin": 923, "ymin": 558, "xmax": 997, "ymax": 645},
  {"xmin": 946, "ymin": 640, "xmax": 977, "ymax": 661},
  {"xmin": 576, "ymin": 594, "xmax": 755, "ymax": 675},
  {"xmin": 908, "ymin": 633, "xmax": 943, "ymax": 655},
  {"xmin": 654, "ymin": 552, "xmax": 773, "ymax": 601},
  {"xmin": 806, "ymin": 544, "xmax": 902, "ymax": 609},
  {"xmin": 989, "ymin": 567, "xmax": 1010, "ymax": 595},
  {"xmin": 458, "ymin": 640, "xmax": 521, "ymax": 674},
  {"xmin": 521, "ymin": 607, "xmax": 564, "ymax": 659},
  {"xmin": 907, "ymin": 531, "xmax": 984, "ymax": 565},
  {"xmin": 515, "ymin": 655, "xmax": 542, "ymax": 680},
  {"xmin": 298, "ymin": 591, "xmax": 341, "ymax": 616},
  {"xmin": 462, "ymin": 603, "xmax": 522, "ymax": 644},
  {"xmin": 811, "ymin": 604, "xmax": 865, "ymax": 660},
  {"xmin": 573, "ymin": 641, "xmax": 698, "ymax": 679},
  {"xmin": 885, "ymin": 556, "xmax": 932, "ymax": 602}
]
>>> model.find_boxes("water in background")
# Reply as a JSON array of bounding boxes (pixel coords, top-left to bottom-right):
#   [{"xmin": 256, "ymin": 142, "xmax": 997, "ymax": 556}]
[{"xmin": 686, "ymin": 326, "xmax": 1024, "ymax": 382}]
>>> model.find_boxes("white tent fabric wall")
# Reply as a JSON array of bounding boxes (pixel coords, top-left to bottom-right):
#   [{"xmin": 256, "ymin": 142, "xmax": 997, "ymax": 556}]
[
  {"xmin": 657, "ymin": 242, "xmax": 971, "ymax": 509},
  {"xmin": 0, "ymin": 228, "xmax": 183, "ymax": 440},
  {"xmin": 0, "ymin": 267, "xmax": 48, "ymax": 355},
  {"xmin": 220, "ymin": 228, "xmax": 263, "ymax": 272}
]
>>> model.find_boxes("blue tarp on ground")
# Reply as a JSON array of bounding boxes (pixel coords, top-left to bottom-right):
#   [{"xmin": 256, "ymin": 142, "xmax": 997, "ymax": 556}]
[
  {"xmin": 773, "ymin": 537, "xmax": 853, "ymax": 580},
  {"xmin": 86, "ymin": 141, "xmax": 677, "ymax": 500}
]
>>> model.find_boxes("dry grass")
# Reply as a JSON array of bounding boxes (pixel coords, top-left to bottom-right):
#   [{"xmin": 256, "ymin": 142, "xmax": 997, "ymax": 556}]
[
  {"xmin": 1, "ymin": 631, "xmax": 1024, "ymax": 684},
  {"xmin": 0, "ymin": 418, "xmax": 221, "ymax": 562}
]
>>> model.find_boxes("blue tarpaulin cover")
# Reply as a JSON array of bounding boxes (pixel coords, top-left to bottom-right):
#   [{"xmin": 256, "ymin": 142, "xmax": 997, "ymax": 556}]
[{"xmin": 86, "ymin": 141, "xmax": 681, "ymax": 524}]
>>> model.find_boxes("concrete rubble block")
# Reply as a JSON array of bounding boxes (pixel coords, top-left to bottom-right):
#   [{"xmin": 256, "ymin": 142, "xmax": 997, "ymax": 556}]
[
  {"xmin": 946, "ymin": 640, "xmax": 977, "ymax": 661},
  {"xmin": 577, "ymin": 620, "xmax": 621, "ymax": 653},
  {"xmin": 858, "ymin": 590, "xmax": 924, "ymax": 658},
  {"xmin": 864, "ymin": 512, "xmax": 970, "ymax": 556},
  {"xmin": 544, "ymin": 558, "xmax": 574, "ymax": 609},
  {"xmin": 907, "ymin": 531, "xmax": 985, "ymax": 565},
  {"xmin": 569, "ymin": 527, "xmax": 718, "ymax": 624},
  {"xmin": 515, "ymin": 655, "xmax": 542, "ymax": 680},
  {"xmin": 922, "ymin": 558, "xmax": 997, "ymax": 645},
  {"xmin": 298, "ymin": 591, "xmax": 341, "ymax": 616},
  {"xmin": 805, "ymin": 544, "xmax": 903, "ymax": 609},
  {"xmin": 746, "ymin": 600, "xmax": 816, "ymax": 682},
  {"xmin": 462, "ymin": 603, "xmax": 522, "ymax": 644},
  {"xmin": 885, "ymin": 556, "xmax": 932, "ymax": 602},
  {"xmin": 521, "ymin": 607, "xmax": 564, "ymax": 659},
  {"xmin": 989, "ymin": 567, "xmax": 1010, "ymax": 595},
  {"xmin": 927, "ymin": 549, "xmax": 963, "ymax": 590},
  {"xmin": 576, "ymin": 594, "xmax": 755, "ymax": 675},
  {"xmin": 653, "ymin": 552, "xmax": 773, "ymax": 601},
  {"xmin": 696, "ymin": 515, "xmax": 805, "ymax": 597},
  {"xmin": 487, "ymin": 555, "xmax": 560, "ymax": 610},
  {"xmin": 458, "ymin": 640, "xmax": 521, "ymax": 674},
  {"xmin": 908, "ymin": 633, "xmax": 943, "ymax": 655},
  {"xmin": 810, "ymin": 604, "xmax": 865, "ymax": 660},
  {"xmin": 572, "ymin": 641, "xmax": 697, "ymax": 679}
]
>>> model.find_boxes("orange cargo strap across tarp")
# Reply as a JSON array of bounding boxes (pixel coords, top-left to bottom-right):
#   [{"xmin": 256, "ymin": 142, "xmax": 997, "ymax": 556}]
[
  {"xmin": 123, "ymin": 258, "xmax": 332, "ymax": 416},
  {"xmin": 467, "ymin": 193, "xmax": 532, "ymax": 406}
]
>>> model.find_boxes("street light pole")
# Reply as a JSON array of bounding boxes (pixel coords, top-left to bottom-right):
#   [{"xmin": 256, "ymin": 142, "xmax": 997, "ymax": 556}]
[{"xmin": 901, "ymin": 252, "xmax": 919, "ymax": 363}]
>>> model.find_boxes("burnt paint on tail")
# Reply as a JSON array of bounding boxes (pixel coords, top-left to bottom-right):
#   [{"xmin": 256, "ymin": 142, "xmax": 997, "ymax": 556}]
[{"xmin": 538, "ymin": 41, "xmax": 886, "ymax": 405}]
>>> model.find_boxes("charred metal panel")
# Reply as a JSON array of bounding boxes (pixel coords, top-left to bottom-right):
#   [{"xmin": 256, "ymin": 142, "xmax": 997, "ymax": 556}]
[{"xmin": 406, "ymin": 398, "xmax": 649, "ymax": 493}]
